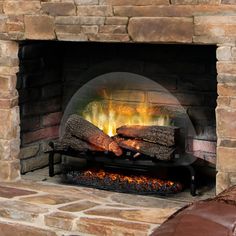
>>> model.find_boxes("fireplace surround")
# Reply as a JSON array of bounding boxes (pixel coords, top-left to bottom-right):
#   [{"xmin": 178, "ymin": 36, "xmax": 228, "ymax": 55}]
[{"xmin": 0, "ymin": 0, "xmax": 236, "ymax": 195}]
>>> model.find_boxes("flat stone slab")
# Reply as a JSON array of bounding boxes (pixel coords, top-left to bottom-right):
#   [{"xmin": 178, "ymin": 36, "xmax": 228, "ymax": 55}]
[
  {"xmin": 45, "ymin": 211, "xmax": 77, "ymax": 231},
  {"xmin": 21, "ymin": 194, "xmax": 80, "ymax": 205},
  {"xmin": 0, "ymin": 221, "xmax": 56, "ymax": 236},
  {"xmin": 0, "ymin": 185, "xmax": 36, "ymax": 198},
  {"xmin": 111, "ymin": 193, "xmax": 186, "ymax": 208},
  {"xmin": 59, "ymin": 200, "xmax": 98, "ymax": 212},
  {"xmin": 84, "ymin": 207, "xmax": 178, "ymax": 224},
  {"xmin": 76, "ymin": 217, "xmax": 151, "ymax": 236},
  {"xmin": 128, "ymin": 17, "xmax": 193, "ymax": 43},
  {"xmin": 0, "ymin": 200, "xmax": 48, "ymax": 222}
]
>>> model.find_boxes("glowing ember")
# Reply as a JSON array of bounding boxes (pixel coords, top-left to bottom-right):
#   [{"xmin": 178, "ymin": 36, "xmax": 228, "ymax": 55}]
[
  {"xmin": 82, "ymin": 92, "xmax": 170, "ymax": 136},
  {"xmin": 65, "ymin": 168, "xmax": 183, "ymax": 194}
]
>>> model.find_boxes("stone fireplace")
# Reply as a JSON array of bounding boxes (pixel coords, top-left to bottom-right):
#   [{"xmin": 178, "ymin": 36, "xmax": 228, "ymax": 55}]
[{"xmin": 0, "ymin": 0, "xmax": 236, "ymax": 195}]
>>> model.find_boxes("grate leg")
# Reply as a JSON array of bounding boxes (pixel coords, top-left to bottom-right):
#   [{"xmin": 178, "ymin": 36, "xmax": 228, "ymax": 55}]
[{"xmin": 49, "ymin": 151, "xmax": 55, "ymax": 177}]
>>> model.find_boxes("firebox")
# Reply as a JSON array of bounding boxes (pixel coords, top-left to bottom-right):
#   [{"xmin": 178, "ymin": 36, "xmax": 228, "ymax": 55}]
[{"xmin": 17, "ymin": 42, "xmax": 217, "ymax": 196}]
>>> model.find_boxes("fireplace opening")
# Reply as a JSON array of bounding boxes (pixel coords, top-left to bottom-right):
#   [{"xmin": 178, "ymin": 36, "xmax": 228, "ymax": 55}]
[{"xmin": 17, "ymin": 41, "xmax": 217, "ymax": 196}]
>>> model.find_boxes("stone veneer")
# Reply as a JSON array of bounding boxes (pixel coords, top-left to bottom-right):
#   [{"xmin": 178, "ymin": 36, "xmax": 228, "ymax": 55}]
[{"xmin": 0, "ymin": 0, "xmax": 235, "ymax": 194}]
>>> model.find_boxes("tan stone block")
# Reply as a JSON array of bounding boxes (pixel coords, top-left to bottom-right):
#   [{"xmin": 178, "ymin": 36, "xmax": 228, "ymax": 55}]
[
  {"xmin": 217, "ymin": 146, "xmax": 236, "ymax": 172},
  {"xmin": 222, "ymin": 0, "xmax": 236, "ymax": 4},
  {"xmin": 229, "ymin": 97, "xmax": 236, "ymax": 108},
  {"xmin": 105, "ymin": 17, "xmax": 128, "ymax": 25},
  {"xmin": 195, "ymin": 24, "xmax": 236, "ymax": 37},
  {"xmin": 195, "ymin": 15, "xmax": 236, "ymax": 24},
  {"xmin": 25, "ymin": 15, "xmax": 55, "ymax": 40},
  {"xmin": 229, "ymin": 173, "xmax": 236, "ymax": 185},
  {"xmin": 0, "ymin": 41, "xmax": 18, "ymax": 58},
  {"xmin": 218, "ymin": 83, "xmax": 236, "ymax": 96},
  {"xmin": 0, "ymin": 107, "xmax": 19, "ymax": 139},
  {"xmin": 0, "ymin": 75, "xmax": 16, "ymax": 92},
  {"xmin": 216, "ymin": 108, "xmax": 236, "ymax": 139},
  {"xmin": 0, "ymin": 57, "xmax": 18, "ymax": 67},
  {"xmin": 0, "ymin": 138, "xmax": 20, "ymax": 161},
  {"xmin": 0, "ymin": 222, "xmax": 56, "ymax": 236},
  {"xmin": 6, "ymin": 16, "xmax": 24, "ymax": 32},
  {"xmin": 81, "ymin": 25, "xmax": 99, "ymax": 34},
  {"xmin": 217, "ymin": 74, "xmax": 236, "ymax": 83},
  {"xmin": 0, "ymin": 96, "xmax": 18, "ymax": 109},
  {"xmin": 56, "ymin": 32, "xmax": 88, "ymax": 41},
  {"xmin": 232, "ymin": 47, "xmax": 236, "ymax": 60},
  {"xmin": 0, "ymin": 160, "xmax": 20, "ymax": 181},
  {"xmin": 75, "ymin": 0, "xmax": 99, "ymax": 4},
  {"xmin": 55, "ymin": 24, "xmax": 81, "ymax": 34},
  {"xmin": 0, "ymin": 2, "xmax": 3, "ymax": 14},
  {"xmin": 172, "ymin": 0, "xmax": 220, "ymax": 3},
  {"xmin": 0, "ymin": 16, "xmax": 7, "ymax": 33},
  {"xmin": 42, "ymin": 3, "xmax": 76, "ymax": 16},
  {"xmin": 99, "ymin": 25, "xmax": 127, "ymax": 33},
  {"xmin": 84, "ymin": 207, "xmax": 177, "ymax": 224},
  {"xmin": 216, "ymin": 171, "xmax": 230, "ymax": 195},
  {"xmin": 8, "ymin": 32, "xmax": 24, "ymax": 41},
  {"xmin": 77, "ymin": 5, "xmax": 113, "ymax": 16},
  {"xmin": 128, "ymin": 17, "xmax": 193, "ymax": 43},
  {"xmin": 45, "ymin": 212, "xmax": 76, "ymax": 230},
  {"xmin": 76, "ymin": 217, "xmax": 150, "ymax": 236},
  {"xmin": 88, "ymin": 33, "xmax": 129, "ymax": 41},
  {"xmin": 55, "ymin": 16, "xmax": 105, "ymax": 25},
  {"xmin": 216, "ymin": 46, "xmax": 232, "ymax": 61},
  {"xmin": 114, "ymin": 5, "xmax": 236, "ymax": 17},
  {"xmin": 0, "ymin": 66, "xmax": 18, "ymax": 76},
  {"xmin": 3, "ymin": 1, "xmax": 41, "ymax": 14},
  {"xmin": 111, "ymin": 0, "xmax": 169, "ymax": 5},
  {"xmin": 217, "ymin": 96, "xmax": 230, "ymax": 107},
  {"xmin": 193, "ymin": 35, "xmax": 236, "ymax": 45},
  {"xmin": 0, "ymin": 33, "xmax": 10, "ymax": 41},
  {"xmin": 217, "ymin": 62, "xmax": 236, "ymax": 74}
]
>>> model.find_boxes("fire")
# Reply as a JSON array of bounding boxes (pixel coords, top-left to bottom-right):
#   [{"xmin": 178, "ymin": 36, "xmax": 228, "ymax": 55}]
[
  {"xmin": 82, "ymin": 91, "xmax": 170, "ymax": 136},
  {"xmin": 71, "ymin": 168, "xmax": 183, "ymax": 194}
]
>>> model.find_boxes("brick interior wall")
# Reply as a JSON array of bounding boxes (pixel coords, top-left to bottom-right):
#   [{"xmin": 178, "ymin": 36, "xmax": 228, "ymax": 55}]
[{"xmin": 18, "ymin": 42, "xmax": 63, "ymax": 173}]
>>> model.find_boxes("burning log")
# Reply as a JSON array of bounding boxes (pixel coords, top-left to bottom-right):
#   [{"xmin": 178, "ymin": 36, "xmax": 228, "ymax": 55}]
[
  {"xmin": 116, "ymin": 125, "xmax": 179, "ymax": 147},
  {"xmin": 113, "ymin": 136, "xmax": 175, "ymax": 161},
  {"xmin": 64, "ymin": 114, "xmax": 123, "ymax": 156},
  {"xmin": 52, "ymin": 137, "xmax": 104, "ymax": 152}
]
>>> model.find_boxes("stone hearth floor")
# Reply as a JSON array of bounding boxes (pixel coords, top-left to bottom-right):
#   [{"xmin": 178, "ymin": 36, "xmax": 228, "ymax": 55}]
[{"xmin": 0, "ymin": 167, "xmax": 215, "ymax": 236}]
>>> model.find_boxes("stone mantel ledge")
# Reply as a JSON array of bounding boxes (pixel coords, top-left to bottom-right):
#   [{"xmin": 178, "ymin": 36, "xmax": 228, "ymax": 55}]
[{"xmin": 0, "ymin": 2, "xmax": 235, "ymax": 43}]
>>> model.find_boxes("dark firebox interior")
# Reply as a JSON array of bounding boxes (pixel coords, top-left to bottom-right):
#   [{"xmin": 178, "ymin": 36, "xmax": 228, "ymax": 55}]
[{"xmin": 17, "ymin": 41, "xmax": 217, "ymax": 195}]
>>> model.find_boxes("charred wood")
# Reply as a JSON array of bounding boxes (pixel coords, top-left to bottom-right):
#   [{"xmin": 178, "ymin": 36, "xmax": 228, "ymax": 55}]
[
  {"xmin": 116, "ymin": 125, "xmax": 179, "ymax": 147},
  {"xmin": 64, "ymin": 114, "xmax": 123, "ymax": 156},
  {"xmin": 52, "ymin": 137, "xmax": 104, "ymax": 152},
  {"xmin": 113, "ymin": 136, "xmax": 175, "ymax": 161}
]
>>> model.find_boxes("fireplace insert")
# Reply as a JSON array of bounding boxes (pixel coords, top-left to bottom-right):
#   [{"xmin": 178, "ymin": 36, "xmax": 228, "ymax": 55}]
[{"xmin": 18, "ymin": 42, "xmax": 217, "ymax": 196}]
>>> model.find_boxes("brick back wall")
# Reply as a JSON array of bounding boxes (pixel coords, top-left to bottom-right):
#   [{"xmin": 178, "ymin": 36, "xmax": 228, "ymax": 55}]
[
  {"xmin": 62, "ymin": 43, "xmax": 217, "ymax": 163},
  {"xmin": 17, "ymin": 42, "xmax": 63, "ymax": 173}
]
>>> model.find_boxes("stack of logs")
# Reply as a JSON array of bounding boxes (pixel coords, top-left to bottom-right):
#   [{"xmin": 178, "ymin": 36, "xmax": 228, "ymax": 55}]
[{"xmin": 53, "ymin": 114, "xmax": 179, "ymax": 161}]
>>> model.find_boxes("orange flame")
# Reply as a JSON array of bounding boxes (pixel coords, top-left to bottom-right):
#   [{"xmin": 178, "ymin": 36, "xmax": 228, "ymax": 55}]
[{"xmin": 82, "ymin": 90, "xmax": 170, "ymax": 136}]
